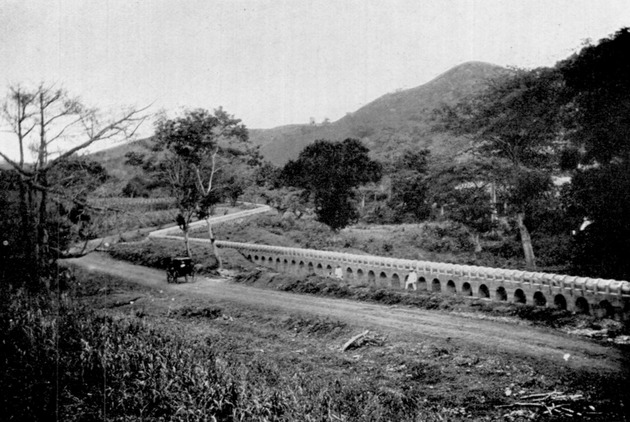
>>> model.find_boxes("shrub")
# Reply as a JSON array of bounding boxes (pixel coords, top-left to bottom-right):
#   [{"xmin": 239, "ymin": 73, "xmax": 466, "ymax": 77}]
[
  {"xmin": 419, "ymin": 223, "xmax": 474, "ymax": 253},
  {"xmin": 485, "ymin": 238, "xmax": 522, "ymax": 260},
  {"xmin": 121, "ymin": 176, "xmax": 150, "ymax": 198},
  {"xmin": 531, "ymin": 232, "xmax": 573, "ymax": 268}
]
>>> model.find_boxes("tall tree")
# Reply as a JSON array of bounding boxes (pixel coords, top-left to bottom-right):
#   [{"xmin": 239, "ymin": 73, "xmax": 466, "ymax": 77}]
[
  {"xmin": 0, "ymin": 84, "xmax": 147, "ymax": 286},
  {"xmin": 153, "ymin": 108, "xmax": 250, "ymax": 265},
  {"xmin": 281, "ymin": 138, "xmax": 382, "ymax": 231},
  {"xmin": 387, "ymin": 148, "xmax": 431, "ymax": 222},
  {"xmin": 439, "ymin": 68, "xmax": 565, "ymax": 268},
  {"xmin": 428, "ymin": 160, "xmax": 499, "ymax": 252},
  {"xmin": 558, "ymin": 28, "xmax": 630, "ymax": 279}
]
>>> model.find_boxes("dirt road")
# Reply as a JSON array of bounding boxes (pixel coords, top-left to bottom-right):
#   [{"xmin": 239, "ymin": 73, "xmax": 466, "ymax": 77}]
[{"xmin": 66, "ymin": 252, "xmax": 628, "ymax": 375}]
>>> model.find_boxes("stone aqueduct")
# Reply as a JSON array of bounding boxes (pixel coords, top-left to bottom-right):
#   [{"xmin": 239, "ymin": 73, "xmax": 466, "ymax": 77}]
[{"xmin": 150, "ymin": 206, "xmax": 630, "ymax": 318}]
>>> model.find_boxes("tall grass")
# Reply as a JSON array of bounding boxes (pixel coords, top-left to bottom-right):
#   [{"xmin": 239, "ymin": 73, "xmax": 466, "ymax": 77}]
[
  {"xmin": 0, "ymin": 286, "xmax": 289, "ymax": 421},
  {"xmin": 0, "ymin": 279, "xmax": 465, "ymax": 421}
]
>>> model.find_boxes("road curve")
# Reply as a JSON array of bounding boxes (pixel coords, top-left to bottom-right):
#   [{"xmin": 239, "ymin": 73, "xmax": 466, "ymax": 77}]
[{"xmin": 65, "ymin": 252, "xmax": 628, "ymax": 375}]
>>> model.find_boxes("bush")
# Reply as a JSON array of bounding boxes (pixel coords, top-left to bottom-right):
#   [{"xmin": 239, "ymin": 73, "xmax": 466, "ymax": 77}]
[
  {"xmin": 485, "ymin": 238, "xmax": 523, "ymax": 260},
  {"xmin": 121, "ymin": 176, "xmax": 150, "ymax": 198},
  {"xmin": 419, "ymin": 223, "xmax": 474, "ymax": 253},
  {"xmin": 531, "ymin": 232, "xmax": 572, "ymax": 269}
]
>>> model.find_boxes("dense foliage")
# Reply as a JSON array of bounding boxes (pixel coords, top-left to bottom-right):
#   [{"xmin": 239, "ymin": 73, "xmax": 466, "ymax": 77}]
[
  {"xmin": 438, "ymin": 66, "xmax": 567, "ymax": 268},
  {"xmin": 281, "ymin": 138, "xmax": 382, "ymax": 230},
  {"xmin": 428, "ymin": 27, "xmax": 630, "ymax": 278},
  {"xmin": 386, "ymin": 148, "xmax": 432, "ymax": 222},
  {"xmin": 557, "ymin": 28, "xmax": 630, "ymax": 280}
]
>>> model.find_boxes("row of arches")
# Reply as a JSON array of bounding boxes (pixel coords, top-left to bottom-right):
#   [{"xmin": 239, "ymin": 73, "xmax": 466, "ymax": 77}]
[{"xmin": 247, "ymin": 254, "xmax": 617, "ymax": 316}]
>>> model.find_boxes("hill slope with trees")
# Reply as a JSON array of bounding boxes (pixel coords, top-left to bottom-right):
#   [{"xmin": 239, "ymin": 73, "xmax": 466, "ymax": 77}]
[
  {"xmin": 250, "ymin": 61, "xmax": 508, "ymax": 165},
  {"xmin": 89, "ymin": 61, "xmax": 506, "ymax": 184}
]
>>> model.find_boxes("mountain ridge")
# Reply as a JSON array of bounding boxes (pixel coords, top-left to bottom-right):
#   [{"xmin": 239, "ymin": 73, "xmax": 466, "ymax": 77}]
[
  {"xmin": 89, "ymin": 61, "xmax": 508, "ymax": 179},
  {"xmin": 250, "ymin": 61, "xmax": 507, "ymax": 165}
]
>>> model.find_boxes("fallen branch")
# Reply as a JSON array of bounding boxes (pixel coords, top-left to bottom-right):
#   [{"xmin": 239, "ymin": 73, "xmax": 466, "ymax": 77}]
[
  {"xmin": 499, "ymin": 389, "xmax": 594, "ymax": 418},
  {"xmin": 109, "ymin": 296, "xmax": 143, "ymax": 308},
  {"xmin": 497, "ymin": 403, "xmax": 544, "ymax": 409},
  {"xmin": 520, "ymin": 392, "xmax": 557, "ymax": 400},
  {"xmin": 341, "ymin": 330, "xmax": 370, "ymax": 352}
]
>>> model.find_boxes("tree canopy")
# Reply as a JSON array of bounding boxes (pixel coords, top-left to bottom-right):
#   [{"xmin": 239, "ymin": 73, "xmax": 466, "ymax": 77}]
[
  {"xmin": 281, "ymin": 138, "xmax": 382, "ymax": 230},
  {"xmin": 560, "ymin": 28, "xmax": 630, "ymax": 165},
  {"xmin": 438, "ymin": 68, "xmax": 566, "ymax": 268},
  {"xmin": 557, "ymin": 28, "xmax": 630, "ymax": 279},
  {"xmin": 387, "ymin": 148, "xmax": 431, "ymax": 222},
  {"xmin": 152, "ymin": 107, "xmax": 251, "ymax": 259}
]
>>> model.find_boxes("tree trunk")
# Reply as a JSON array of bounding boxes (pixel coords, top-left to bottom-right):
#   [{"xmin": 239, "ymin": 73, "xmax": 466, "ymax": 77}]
[
  {"xmin": 17, "ymin": 178, "xmax": 38, "ymax": 284},
  {"xmin": 205, "ymin": 218, "xmax": 222, "ymax": 270},
  {"xmin": 471, "ymin": 233, "xmax": 482, "ymax": 253},
  {"xmin": 516, "ymin": 212, "xmax": 536, "ymax": 269},
  {"xmin": 18, "ymin": 178, "xmax": 30, "ymax": 258},
  {"xmin": 27, "ymin": 185, "xmax": 40, "ymax": 282},
  {"xmin": 183, "ymin": 229, "xmax": 191, "ymax": 258},
  {"xmin": 490, "ymin": 182, "xmax": 498, "ymax": 222},
  {"xmin": 38, "ymin": 174, "xmax": 49, "ymax": 271}
]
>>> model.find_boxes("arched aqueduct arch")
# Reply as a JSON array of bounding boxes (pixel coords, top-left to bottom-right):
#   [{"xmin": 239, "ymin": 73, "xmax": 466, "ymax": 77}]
[
  {"xmin": 392, "ymin": 273, "xmax": 401, "ymax": 289},
  {"xmin": 446, "ymin": 280, "xmax": 456, "ymax": 294},
  {"xmin": 150, "ymin": 205, "xmax": 630, "ymax": 319},
  {"xmin": 357, "ymin": 269, "xmax": 365, "ymax": 282}
]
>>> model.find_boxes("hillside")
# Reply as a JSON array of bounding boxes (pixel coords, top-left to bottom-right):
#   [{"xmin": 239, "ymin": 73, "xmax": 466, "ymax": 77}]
[
  {"xmin": 251, "ymin": 61, "xmax": 508, "ymax": 165},
  {"xmin": 91, "ymin": 61, "xmax": 507, "ymax": 185},
  {"xmin": 87, "ymin": 138, "xmax": 156, "ymax": 195}
]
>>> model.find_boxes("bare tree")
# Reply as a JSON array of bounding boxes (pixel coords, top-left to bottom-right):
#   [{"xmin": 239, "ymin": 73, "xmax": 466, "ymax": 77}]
[{"xmin": 1, "ymin": 83, "xmax": 148, "ymax": 286}]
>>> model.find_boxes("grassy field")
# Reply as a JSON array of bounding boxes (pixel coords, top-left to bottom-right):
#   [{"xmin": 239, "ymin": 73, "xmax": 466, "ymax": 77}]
[{"xmin": 89, "ymin": 204, "xmax": 247, "ymax": 241}]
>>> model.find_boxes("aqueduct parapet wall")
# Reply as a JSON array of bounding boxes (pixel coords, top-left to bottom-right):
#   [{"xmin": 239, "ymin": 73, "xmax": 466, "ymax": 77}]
[
  {"xmin": 215, "ymin": 240, "xmax": 630, "ymax": 317},
  {"xmin": 150, "ymin": 205, "xmax": 630, "ymax": 318}
]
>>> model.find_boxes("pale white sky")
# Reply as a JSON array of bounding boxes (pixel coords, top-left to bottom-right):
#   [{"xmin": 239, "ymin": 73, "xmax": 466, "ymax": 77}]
[{"xmin": 1, "ymin": 0, "xmax": 629, "ymax": 160}]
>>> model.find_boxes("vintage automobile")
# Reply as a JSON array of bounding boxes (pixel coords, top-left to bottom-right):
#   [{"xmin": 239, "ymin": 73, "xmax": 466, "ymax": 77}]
[{"xmin": 166, "ymin": 257, "xmax": 196, "ymax": 283}]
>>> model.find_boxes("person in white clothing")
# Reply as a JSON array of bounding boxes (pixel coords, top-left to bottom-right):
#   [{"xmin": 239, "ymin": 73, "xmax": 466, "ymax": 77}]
[
  {"xmin": 405, "ymin": 270, "xmax": 418, "ymax": 290},
  {"xmin": 334, "ymin": 265, "xmax": 343, "ymax": 279}
]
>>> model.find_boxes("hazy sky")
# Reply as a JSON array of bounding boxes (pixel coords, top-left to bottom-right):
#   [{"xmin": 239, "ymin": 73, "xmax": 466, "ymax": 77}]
[{"xmin": 1, "ymin": 0, "xmax": 629, "ymax": 159}]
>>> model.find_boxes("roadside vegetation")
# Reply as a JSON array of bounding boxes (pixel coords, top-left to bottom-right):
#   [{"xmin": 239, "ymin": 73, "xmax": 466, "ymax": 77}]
[{"xmin": 2, "ymin": 267, "xmax": 627, "ymax": 421}]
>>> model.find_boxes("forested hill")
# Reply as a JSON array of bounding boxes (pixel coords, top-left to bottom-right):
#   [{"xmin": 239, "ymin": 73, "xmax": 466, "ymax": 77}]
[
  {"xmin": 89, "ymin": 137, "xmax": 155, "ymax": 182},
  {"xmin": 250, "ymin": 61, "xmax": 508, "ymax": 165},
  {"xmin": 89, "ymin": 61, "xmax": 507, "ymax": 176}
]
